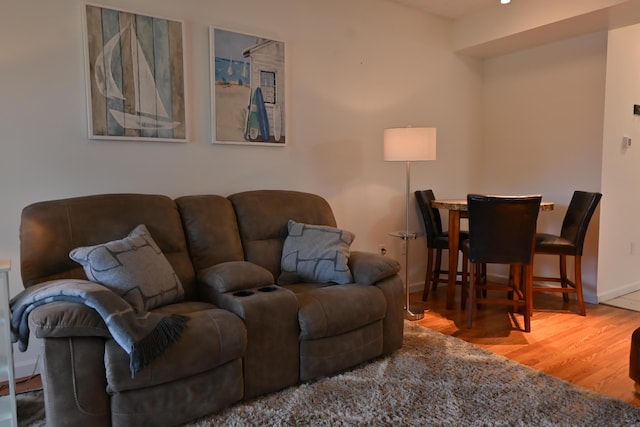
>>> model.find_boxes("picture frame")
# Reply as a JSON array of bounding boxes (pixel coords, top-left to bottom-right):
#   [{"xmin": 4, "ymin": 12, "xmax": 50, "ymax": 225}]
[
  {"xmin": 210, "ymin": 27, "xmax": 286, "ymax": 146},
  {"xmin": 83, "ymin": 4, "xmax": 188, "ymax": 142}
]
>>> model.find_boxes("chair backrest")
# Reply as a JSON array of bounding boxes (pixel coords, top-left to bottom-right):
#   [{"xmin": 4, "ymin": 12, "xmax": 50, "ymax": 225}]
[
  {"xmin": 415, "ymin": 190, "xmax": 443, "ymax": 247},
  {"xmin": 467, "ymin": 194, "xmax": 542, "ymax": 265},
  {"xmin": 560, "ymin": 191, "xmax": 602, "ymax": 255}
]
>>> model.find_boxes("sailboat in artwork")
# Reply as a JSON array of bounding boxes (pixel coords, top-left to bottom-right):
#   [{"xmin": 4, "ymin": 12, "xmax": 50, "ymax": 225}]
[
  {"xmin": 94, "ymin": 23, "xmax": 180, "ymax": 130},
  {"xmin": 227, "ymin": 55, "xmax": 234, "ymax": 76}
]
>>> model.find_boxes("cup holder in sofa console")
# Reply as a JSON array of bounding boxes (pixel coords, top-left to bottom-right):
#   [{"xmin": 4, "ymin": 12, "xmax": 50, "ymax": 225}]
[
  {"xmin": 258, "ymin": 286, "xmax": 278, "ymax": 292},
  {"xmin": 233, "ymin": 290, "xmax": 254, "ymax": 297}
]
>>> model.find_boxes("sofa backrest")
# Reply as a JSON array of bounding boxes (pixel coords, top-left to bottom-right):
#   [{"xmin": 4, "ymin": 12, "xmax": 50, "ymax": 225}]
[
  {"xmin": 20, "ymin": 193, "xmax": 198, "ymax": 299},
  {"xmin": 175, "ymin": 195, "xmax": 245, "ymax": 272},
  {"xmin": 228, "ymin": 190, "xmax": 337, "ymax": 278}
]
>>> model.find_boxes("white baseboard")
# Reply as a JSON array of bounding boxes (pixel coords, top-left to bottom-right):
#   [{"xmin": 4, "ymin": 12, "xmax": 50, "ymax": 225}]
[{"xmin": 597, "ymin": 280, "xmax": 640, "ymax": 303}]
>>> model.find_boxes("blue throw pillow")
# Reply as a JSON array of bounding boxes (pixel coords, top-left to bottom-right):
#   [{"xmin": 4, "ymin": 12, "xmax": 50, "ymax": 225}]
[
  {"xmin": 279, "ymin": 220, "xmax": 355, "ymax": 284},
  {"xmin": 69, "ymin": 224, "xmax": 184, "ymax": 311}
]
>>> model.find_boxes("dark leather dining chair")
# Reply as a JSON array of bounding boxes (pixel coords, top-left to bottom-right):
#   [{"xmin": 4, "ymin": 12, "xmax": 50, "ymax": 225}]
[
  {"xmin": 415, "ymin": 190, "xmax": 469, "ymax": 302},
  {"xmin": 532, "ymin": 190, "xmax": 602, "ymax": 316},
  {"xmin": 462, "ymin": 194, "xmax": 541, "ymax": 332}
]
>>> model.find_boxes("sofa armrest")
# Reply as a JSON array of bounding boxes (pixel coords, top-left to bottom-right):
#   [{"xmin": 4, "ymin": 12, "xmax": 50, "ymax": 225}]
[
  {"xmin": 28, "ymin": 301, "xmax": 111, "ymax": 339},
  {"xmin": 348, "ymin": 251, "xmax": 400, "ymax": 285},
  {"xmin": 197, "ymin": 261, "xmax": 274, "ymax": 293}
]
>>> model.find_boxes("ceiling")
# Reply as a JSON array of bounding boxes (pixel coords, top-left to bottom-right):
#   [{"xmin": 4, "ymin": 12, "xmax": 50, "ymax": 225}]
[{"xmin": 387, "ymin": 0, "xmax": 502, "ymax": 19}]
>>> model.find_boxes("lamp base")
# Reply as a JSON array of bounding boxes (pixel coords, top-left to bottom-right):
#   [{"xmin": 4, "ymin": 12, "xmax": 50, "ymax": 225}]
[{"xmin": 404, "ymin": 305, "xmax": 426, "ymax": 321}]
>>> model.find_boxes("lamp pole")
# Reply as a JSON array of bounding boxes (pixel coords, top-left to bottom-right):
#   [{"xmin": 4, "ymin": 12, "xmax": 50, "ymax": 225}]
[{"xmin": 404, "ymin": 160, "xmax": 424, "ymax": 320}]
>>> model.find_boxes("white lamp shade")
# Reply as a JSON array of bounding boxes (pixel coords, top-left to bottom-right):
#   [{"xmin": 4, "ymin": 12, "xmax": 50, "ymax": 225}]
[{"xmin": 383, "ymin": 127, "xmax": 436, "ymax": 161}]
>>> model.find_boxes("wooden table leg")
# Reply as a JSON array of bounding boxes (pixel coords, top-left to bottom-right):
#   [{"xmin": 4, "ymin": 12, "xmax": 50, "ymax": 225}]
[{"xmin": 447, "ymin": 210, "xmax": 461, "ymax": 310}]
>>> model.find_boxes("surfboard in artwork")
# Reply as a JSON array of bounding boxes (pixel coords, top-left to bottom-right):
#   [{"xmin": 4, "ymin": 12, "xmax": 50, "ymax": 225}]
[{"xmin": 245, "ymin": 87, "xmax": 270, "ymax": 142}]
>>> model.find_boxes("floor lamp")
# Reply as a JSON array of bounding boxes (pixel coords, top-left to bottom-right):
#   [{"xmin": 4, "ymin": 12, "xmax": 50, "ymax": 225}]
[{"xmin": 384, "ymin": 127, "xmax": 437, "ymax": 321}]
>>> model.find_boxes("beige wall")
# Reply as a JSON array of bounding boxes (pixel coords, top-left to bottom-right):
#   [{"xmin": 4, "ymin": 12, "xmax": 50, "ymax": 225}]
[
  {"xmin": 1, "ymin": 0, "xmax": 482, "ymax": 374},
  {"xmin": 481, "ymin": 32, "xmax": 607, "ymax": 301}
]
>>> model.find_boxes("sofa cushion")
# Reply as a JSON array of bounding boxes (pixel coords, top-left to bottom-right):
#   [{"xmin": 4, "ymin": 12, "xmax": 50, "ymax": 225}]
[
  {"xmin": 279, "ymin": 220, "xmax": 355, "ymax": 285},
  {"xmin": 69, "ymin": 224, "xmax": 184, "ymax": 311},
  {"xmin": 348, "ymin": 251, "xmax": 401, "ymax": 285},
  {"xmin": 282, "ymin": 283, "xmax": 387, "ymax": 340},
  {"xmin": 228, "ymin": 190, "xmax": 338, "ymax": 278},
  {"xmin": 20, "ymin": 193, "xmax": 197, "ymax": 299},
  {"xmin": 175, "ymin": 195, "xmax": 246, "ymax": 271},
  {"xmin": 198, "ymin": 261, "xmax": 274, "ymax": 293},
  {"xmin": 29, "ymin": 301, "xmax": 111, "ymax": 339},
  {"xmin": 105, "ymin": 307, "xmax": 246, "ymax": 393},
  {"xmin": 28, "ymin": 300, "xmax": 219, "ymax": 339}
]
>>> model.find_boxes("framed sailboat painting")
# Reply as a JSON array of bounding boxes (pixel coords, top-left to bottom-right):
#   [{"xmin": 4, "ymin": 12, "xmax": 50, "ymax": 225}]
[
  {"xmin": 83, "ymin": 4, "xmax": 188, "ymax": 142},
  {"xmin": 210, "ymin": 27, "xmax": 286, "ymax": 146}
]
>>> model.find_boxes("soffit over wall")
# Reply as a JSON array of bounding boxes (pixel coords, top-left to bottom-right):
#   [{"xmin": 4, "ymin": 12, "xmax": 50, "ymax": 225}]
[{"xmin": 388, "ymin": 0, "xmax": 640, "ymax": 58}]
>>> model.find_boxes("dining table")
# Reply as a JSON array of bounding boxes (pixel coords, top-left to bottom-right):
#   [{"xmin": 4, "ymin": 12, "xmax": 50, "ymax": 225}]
[{"xmin": 431, "ymin": 198, "xmax": 555, "ymax": 310}]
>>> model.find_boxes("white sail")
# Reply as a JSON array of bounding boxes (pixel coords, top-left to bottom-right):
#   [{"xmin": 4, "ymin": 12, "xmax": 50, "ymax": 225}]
[
  {"xmin": 93, "ymin": 23, "xmax": 178, "ymax": 130},
  {"xmin": 95, "ymin": 26, "xmax": 126, "ymax": 100},
  {"xmin": 130, "ymin": 30, "xmax": 170, "ymax": 118},
  {"xmin": 227, "ymin": 56, "xmax": 234, "ymax": 76}
]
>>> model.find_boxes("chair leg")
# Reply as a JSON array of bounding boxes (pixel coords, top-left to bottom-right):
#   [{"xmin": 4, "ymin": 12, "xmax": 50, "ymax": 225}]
[
  {"xmin": 559, "ymin": 254, "xmax": 569, "ymax": 302},
  {"xmin": 461, "ymin": 252, "xmax": 468, "ymax": 310},
  {"xmin": 524, "ymin": 264, "xmax": 533, "ymax": 332},
  {"xmin": 422, "ymin": 248, "xmax": 435, "ymax": 301},
  {"xmin": 480, "ymin": 263, "xmax": 488, "ymax": 297},
  {"xmin": 467, "ymin": 262, "xmax": 476, "ymax": 329},
  {"xmin": 575, "ymin": 256, "xmax": 586, "ymax": 316},
  {"xmin": 510, "ymin": 264, "xmax": 521, "ymax": 312},
  {"xmin": 432, "ymin": 249, "xmax": 442, "ymax": 292}
]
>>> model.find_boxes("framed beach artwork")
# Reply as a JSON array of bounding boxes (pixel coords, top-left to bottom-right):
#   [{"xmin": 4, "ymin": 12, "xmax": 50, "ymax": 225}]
[
  {"xmin": 210, "ymin": 27, "xmax": 286, "ymax": 146},
  {"xmin": 83, "ymin": 4, "xmax": 188, "ymax": 142}
]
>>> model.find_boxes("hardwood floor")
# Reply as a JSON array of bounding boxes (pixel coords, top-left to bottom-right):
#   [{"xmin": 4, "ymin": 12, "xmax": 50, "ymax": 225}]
[
  {"xmin": 0, "ymin": 373, "xmax": 42, "ymax": 396},
  {"xmin": 412, "ymin": 285, "xmax": 640, "ymax": 407},
  {"xmin": 3, "ymin": 288, "xmax": 639, "ymax": 410}
]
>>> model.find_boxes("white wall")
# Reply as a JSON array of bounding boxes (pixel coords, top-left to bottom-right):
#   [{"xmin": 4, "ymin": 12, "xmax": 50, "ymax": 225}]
[
  {"xmin": 1, "ymin": 0, "xmax": 482, "ymax": 375},
  {"xmin": 481, "ymin": 32, "xmax": 607, "ymax": 302},
  {"xmin": 599, "ymin": 23, "xmax": 640, "ymax": 300}
]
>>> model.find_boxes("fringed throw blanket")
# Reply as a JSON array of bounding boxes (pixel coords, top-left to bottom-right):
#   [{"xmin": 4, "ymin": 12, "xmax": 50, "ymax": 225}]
[{"xmin": 10, "ymin": 279, "xmax": 189, "ymax": 377}]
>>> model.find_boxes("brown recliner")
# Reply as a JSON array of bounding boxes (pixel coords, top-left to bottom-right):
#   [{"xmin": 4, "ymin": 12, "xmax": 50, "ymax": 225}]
[{"xmin": 20, "ymin": 194, "xmax": 247, "ymax": 426}]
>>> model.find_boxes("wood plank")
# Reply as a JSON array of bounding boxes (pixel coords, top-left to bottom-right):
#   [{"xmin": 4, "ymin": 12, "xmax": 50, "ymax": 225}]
[{"xmin": 414, "ymin": 286, "xmax": 640, "ymax": 406}]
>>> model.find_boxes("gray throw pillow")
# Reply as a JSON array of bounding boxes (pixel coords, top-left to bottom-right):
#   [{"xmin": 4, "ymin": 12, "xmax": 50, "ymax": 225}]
[
  {"xmin": 69, "ymin": 224, "xmax": 184, "ymax": 312},
  {"xmin": 279, "ymin": 220, "xmax": 355, "ymax": 284}
]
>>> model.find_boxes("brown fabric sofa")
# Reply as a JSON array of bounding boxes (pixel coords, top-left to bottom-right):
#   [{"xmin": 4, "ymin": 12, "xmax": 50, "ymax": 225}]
[{"xmin": 18, "ymin": 190, "xmax": 404, "ymax": 426}]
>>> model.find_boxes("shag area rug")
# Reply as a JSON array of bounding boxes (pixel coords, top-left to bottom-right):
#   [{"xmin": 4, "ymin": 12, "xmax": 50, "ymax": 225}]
[{"xmin": 18, "ymin": 322, "xmax": 640, "ymax": 426}]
